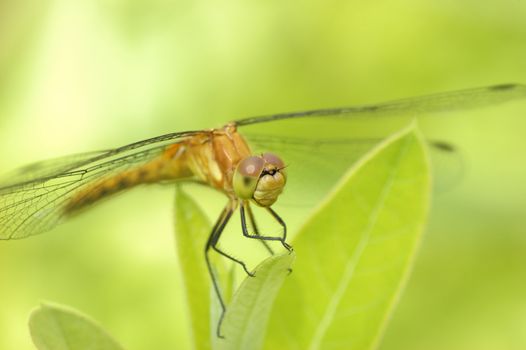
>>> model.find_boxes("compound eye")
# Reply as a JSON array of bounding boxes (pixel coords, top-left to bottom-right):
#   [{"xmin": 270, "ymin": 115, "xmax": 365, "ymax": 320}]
[
  {"xmin": 233, "ymin": 156, "xmax": 265, "ymax": 199},
  {"xmin": 238, "ymin": 156, "xmax": 265, "ymax": 177},
  {"xmin": 262, "ymin": 153, "xmax": 285, "ymax": 169}
]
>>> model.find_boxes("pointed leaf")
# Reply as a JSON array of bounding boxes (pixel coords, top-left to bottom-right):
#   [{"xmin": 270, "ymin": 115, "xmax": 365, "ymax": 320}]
[
  {"xmin": 217, "ymin": 252, "xmax": 295, "ymax": 350},
  {"xmin": 29, "ymin": 303, "xmax": 124, "ymax": 350},
  {"xmin": 174, "ymin": 186, "xmax": 214, "ymax": 350},
  {"xmin": 264, "ymin": 125, "xmax": 431, "ymax": 349}
]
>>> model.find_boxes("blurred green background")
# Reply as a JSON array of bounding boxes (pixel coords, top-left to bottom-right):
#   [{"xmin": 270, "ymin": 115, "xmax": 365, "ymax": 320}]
[{"xmin": 1, "ymin": 0, "xmax": 525, "ymax": 349}]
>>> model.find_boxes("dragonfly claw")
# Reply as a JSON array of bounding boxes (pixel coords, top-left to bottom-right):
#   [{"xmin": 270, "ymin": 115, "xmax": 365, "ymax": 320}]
[{"xmin": 282, "ymin": 241, "xmax": 293, "ymax": 252}]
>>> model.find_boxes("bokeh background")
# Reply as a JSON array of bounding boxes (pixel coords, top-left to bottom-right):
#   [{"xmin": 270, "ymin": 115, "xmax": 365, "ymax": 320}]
[{"xmin": 1, "ymin": 0, "xmax": 525, "ymax": 349}]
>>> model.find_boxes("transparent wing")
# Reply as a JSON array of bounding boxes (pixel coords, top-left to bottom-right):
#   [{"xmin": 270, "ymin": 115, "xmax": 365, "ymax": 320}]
[
  {"xmin": 237, "ymin": 83, "xmax": 526, "ymax": 223},
  {"xmin": 0, "ymin": 130, "xmax": 200, "ymax": 240},
  {"xmin": 236, "ymin": 84, "xmax": 526, "ymax": 127},
  {"xmin": 0, "ymin": 151, "xmax": 108, "ymax": 187},
  {"xmin": 3, "ymin": 83, "xmax": 525, "ymax": 240}
]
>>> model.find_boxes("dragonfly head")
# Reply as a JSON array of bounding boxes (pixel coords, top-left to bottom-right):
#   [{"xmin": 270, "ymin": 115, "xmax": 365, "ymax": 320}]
[{"xmin": 233, "ymin": 153, "xmax": 286, "ymax": 207}]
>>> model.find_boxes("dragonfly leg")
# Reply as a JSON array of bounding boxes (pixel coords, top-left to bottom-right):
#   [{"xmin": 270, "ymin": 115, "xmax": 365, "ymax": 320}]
[
  {"xmin": 240, "ymin": 203, "xmax": 293, "ymax": 252},
  {"xmin": 212, "ymin": 241, "xmax": 256, "ymax": 278},
  {"xmin": 205, "ymin": 204, "xmax": 231, "ymax": 338},
  {"xmin": 207, "ymin": 202, "xmax": 255, "ymax": 278},
  {"xmin": 205, "ymin": 201, "xmax": 257, "ymax": 338},
  {"xmin": 246, "ymin": 202, "xmax": 274, "ymax": 255},
  {"xmin": 209, "ymin": 204, "xmax": 255, "ymax": 278},
  {"xmin": 266, "ymin": 207, "xmax": 293, "ymax": 251}
]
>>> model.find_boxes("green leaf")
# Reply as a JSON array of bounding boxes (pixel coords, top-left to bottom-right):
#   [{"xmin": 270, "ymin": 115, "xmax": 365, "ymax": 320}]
[
  {"xmin": 174, "ymin": 186, "xmax": 215, "ymax": 350},
  {"xmin": 264, "ymin": 125, "xmax": 431, "ymax": 350},
  {"xmin": 29, "ymin": 302, "xmax": 124, "ymax": 350},
  {"xmin": 174, "ymin": 187, "xmax": 294, "ymax": 349},
  {"xmin": 217, "ymin": 252, "xmax": 295, "ymax": 350}
]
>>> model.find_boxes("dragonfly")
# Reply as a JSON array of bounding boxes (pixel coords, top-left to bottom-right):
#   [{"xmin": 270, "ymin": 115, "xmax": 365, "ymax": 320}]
[{"xmin": 0, "ymin": 83, "xmax": 525, "ymax": 337}]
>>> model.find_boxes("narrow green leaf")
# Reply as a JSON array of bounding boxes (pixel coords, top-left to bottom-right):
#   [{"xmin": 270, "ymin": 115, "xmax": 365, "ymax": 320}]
[
  {"xmin": 29, "ymin": 302, "xmax": 124, "ymax": 350},
  {"xmin": 174, "ymin": 186, "xmax": 214, "ymax": 350},
  {"xmin": 264, "ymin": 125, "xmax": 431, "ymax": 350},
  {"xmin": 217, "ymin": 252, "xmax": 295, "ymax": 350}
]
